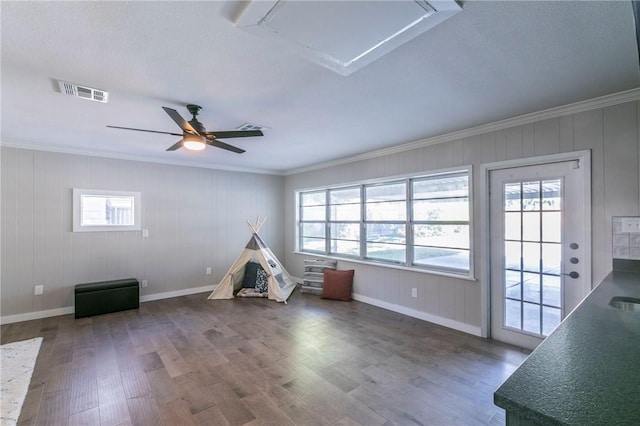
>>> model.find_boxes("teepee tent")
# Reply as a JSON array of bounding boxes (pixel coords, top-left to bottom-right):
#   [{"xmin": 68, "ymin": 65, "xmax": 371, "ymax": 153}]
[{"xmin": 208, "ymin": 218, "xmax": 298, "ymax": 303}]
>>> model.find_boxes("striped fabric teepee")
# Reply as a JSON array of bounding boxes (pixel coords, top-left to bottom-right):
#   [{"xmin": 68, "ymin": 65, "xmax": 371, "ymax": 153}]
[{"xmin": 207, "ymin": 218, "xmax": 298, "ymax": 303}]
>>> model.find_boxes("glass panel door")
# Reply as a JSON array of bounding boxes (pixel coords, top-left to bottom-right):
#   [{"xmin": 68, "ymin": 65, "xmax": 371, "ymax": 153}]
[{"xmin": 489, "ymin": 159, "xmax": 590, "ymax": 350}]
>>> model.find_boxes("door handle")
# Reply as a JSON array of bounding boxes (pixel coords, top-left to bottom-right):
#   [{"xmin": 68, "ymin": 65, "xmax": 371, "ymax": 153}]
[{"xmin": 562, "ymin": 271, "xmax": 579, "ymax": 279}]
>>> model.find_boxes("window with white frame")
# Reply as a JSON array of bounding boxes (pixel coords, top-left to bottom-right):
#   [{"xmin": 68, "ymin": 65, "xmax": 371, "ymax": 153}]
[
  {"xmin": 73, "ymin": 189, "xmax": 141, "ymax": 232},
  {"xmin": 329, "ymin": 186, "xmax": 361, "ymax": 257},
  {"xmin": 297, "ymin": 169, "xmax": 471, "ymax": 276}
]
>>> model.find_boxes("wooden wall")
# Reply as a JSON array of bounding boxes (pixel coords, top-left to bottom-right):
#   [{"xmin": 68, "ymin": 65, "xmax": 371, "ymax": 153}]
[
  {"xmin": 284, "ymin": 100, "xmax": 640, "ymax": 334},
  {"xmin": 0, "ymin": 149, "xmax": 284, "ymax": 321}
]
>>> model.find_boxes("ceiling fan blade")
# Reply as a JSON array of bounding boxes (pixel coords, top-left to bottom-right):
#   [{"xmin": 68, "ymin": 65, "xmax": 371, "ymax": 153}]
[
  {"xmin": 204, "ymin": 130, "xmax": 263, "ymax": 139},
  {"xmin": 166, "ymin": 139, "xmax": 184, "ymax": 151},
  {"xmin": 107, "ymin": 125, "xmax": 183, "ymax": 137},
  {"xmin": 162, "ymin": 107, "xmax": 199, "ymax": 135},
  {"xmin": 206, "ymin": 139, "xmax": 245, "ymax": 154}
]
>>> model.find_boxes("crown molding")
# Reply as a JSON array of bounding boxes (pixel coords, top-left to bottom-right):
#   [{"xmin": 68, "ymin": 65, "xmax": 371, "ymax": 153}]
[
  {"xmin": 0, "ymin": 140, "xmax": 284, "ymax": 176},
  {"xmin": 284, "ymin": 87, "xmax": 640, "ymax": 175}
]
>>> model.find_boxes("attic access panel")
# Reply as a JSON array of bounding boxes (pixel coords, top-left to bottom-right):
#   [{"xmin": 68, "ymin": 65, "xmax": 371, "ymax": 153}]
[{"xmin": 236, "ymin": 0, "xmax": 462, "ymax": 76}]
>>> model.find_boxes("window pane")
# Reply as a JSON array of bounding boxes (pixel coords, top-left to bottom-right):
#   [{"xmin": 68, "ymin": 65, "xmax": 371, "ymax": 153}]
[
  {"xmin": 542, "ymin": 243, "xmax": 561, "ymax": 274},
  {"xmin": 330, "ymin": 187, "xmax": 360, "ymax": 220},
  {"xmin": 301, "ymin": 237, "xmax": 325, "ymax": 252},
  {"xmin": 413, "ymin": 198, "xmax": 468, "ymax": 221},
  {"xmin": 301, "ymin": 223, "xmax": 325, "ymax": 238},
  {"xmin": 504, "ymin": 183, "xmax": 521, "ymax": 211},
  {"xmin": 542, "ymin": 179, "xmax": 561, "ymax": 211},
  {"xmin": 330, "ymin": 223, "xmax": 359, "ymax": 241},
  {"xmin": 366, "ymin": 223, "xmax": 405, "ymax": 244},
  {"xmin": 414, "ymin": 247, "xmax": 469, "ymax": 270},
  {"xmin": 301, "ymin": 191, "xmax": 326, "ymax": 206},
  {"xmin": 329, "ymin": 240, "xmax": 359, "ymax": 256},
  {"xmin": 366, "ymin": 201, "xmax": 406, "ymax": 220},
  {"xmin": 81, "ymin": 195, "xmax": 134, "ymax": 226},
  {"xmin": 523, "ymin": 302, "xmax": 541, "ymax": 334},
  {"xmin": 522, "ymin": 181, "xmax": 541, "ymax": 211},
  {"xmin": 413, "ymin": 174, "xmax": 468, "ymax": 199},
  {"xmin": 505, "ymin": 270, "xmax": 522, "ymax": 300},
  {"xmin": 366, "ymin": 182, "xmax": 406, "ymax": 202},
  {"xmin": 505, "ymin": 212, "xmax": 521, "ymax": 241},
  {"xmin": 522, "ymin": 242, "xmax": 541, "ymax": 272},
  {"xmin": 542, "ymin": 274, "xmax": 561, "ymax": 308},
  {"xmin": 505, "ymin": 241, "xmax": 521, "ymax": 270},
  {"xmin": 414, "ymin": 224, "xmax": 469, "ymax": 249},
  {"xmin": 522, "ymin": 212, "xmax": 540, "ymax": 242},
  {"xmin": 330, "ymin": 187, "xmax": 360, "ymax": 204},
  {"xmin": 542, "ymin": 306, "xmax": 561, "ymax": 336},
  {"xmin": 522, "ymin": 272, "xmax": 540, "ymax": 303},
  {"xmin": 301, "ymin": 205, "xmax": 325, "ymax": 221},
  {"xmin": 505, "ymin": 299, "xmax": 521, "ymax": 329},
  {"xmin": 542, "ymin": 212, "xmax": 561, "ymax": 243},
  {"xmin": 330, "ymin": 204, "xmax": 360, "ymax": 221},
  {"xmin": 366, "ymin": 242, "xmax": 406, "ymax": 263},
  {"xmin": 366, "ymin": 222, "xmax": 406, "ymax": 262}
]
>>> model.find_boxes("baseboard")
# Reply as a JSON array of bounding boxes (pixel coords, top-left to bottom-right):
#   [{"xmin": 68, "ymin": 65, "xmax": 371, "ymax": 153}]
[
  {"xmin": 352, "ymin": 293, "xmax": 482, "ymax": 337},
  {"xmin": 139, "ymin": 285, "xmax": 215, "ymax": 302},
  {"xmin": 0, "ymin": 307, "xmax": 75, "ymax": 325},
  {"xmin": 1, "ymin": 286, "xmax": 481, "ymax": 336},
  {"xmin": 0, "ymin": 285, "xmax": 217, "ymax": 325}
]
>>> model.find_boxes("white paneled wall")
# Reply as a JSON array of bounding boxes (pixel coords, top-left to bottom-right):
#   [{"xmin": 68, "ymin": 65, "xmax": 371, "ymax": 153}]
[
  {"xmin": 284, "ymin": 100, "xmax": 640, "ymax": 334},
  {"xmin": 0, "ymin": 148, "xmax": 284, "ymax": 321},
  {"xmin": 2, "ymin": 98, "xmax": 638, "ymax": 332}
]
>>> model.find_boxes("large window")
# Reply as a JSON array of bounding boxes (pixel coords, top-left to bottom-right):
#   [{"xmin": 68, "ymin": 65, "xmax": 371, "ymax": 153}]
[{"xmin": 297, "ymin": 169, "xmax": 471, "ymax": 276}]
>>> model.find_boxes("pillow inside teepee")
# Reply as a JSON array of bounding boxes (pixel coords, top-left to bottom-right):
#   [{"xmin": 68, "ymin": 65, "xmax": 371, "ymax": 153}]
[{"xmin": 242, "ymin": 262, "xmax": 265, "ymax": 288}]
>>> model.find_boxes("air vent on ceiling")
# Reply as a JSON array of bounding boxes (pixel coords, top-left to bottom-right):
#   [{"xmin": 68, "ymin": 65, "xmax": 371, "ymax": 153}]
[
  {"xmin": 236, "ymin": 123, "xmax": 270, "ymax": 131},
  {"xmin": 57, "ymin": 80, "xmax": 109, "ymax": 103}
]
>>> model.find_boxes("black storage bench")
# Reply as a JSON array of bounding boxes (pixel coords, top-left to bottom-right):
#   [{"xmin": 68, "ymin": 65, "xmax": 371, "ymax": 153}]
[{"xmin": 74, "ymin": 278, "xmax": 139, "ymax": 318}]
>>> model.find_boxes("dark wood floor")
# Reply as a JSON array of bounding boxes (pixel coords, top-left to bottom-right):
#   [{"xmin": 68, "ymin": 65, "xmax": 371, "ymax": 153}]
[{"xmin": 1, "ymin": 290, "xmax": 529, "ymax": 426}]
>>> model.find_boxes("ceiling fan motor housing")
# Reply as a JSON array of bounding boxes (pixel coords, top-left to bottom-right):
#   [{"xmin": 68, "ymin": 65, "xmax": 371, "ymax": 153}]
[{"xmin": 186, "ymin": 104, "xmax": 206, "ymax": 133}]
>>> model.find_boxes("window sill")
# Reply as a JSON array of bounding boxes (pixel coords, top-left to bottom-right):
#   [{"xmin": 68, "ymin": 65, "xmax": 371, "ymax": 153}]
[{"xmin": 292, "ymin": 251, "xmax": 476, "ymax": 281}]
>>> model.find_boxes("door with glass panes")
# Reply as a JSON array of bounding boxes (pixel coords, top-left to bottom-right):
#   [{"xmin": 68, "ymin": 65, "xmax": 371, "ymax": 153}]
[{"xmin": 489, "ymin": 160, "xmax": 590, "ymax": 349}]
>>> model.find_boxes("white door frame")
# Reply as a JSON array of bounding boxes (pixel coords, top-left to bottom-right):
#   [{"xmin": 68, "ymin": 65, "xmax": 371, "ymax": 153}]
[{"xmin": 479, "ymin": 150, "xmax": 591, "ymax": 339}]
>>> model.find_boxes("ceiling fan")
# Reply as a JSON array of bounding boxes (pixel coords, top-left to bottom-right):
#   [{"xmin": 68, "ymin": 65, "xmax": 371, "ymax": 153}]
[{"xmin": 107, "ymin": 104, "xmax": 263, "ymax": 153}]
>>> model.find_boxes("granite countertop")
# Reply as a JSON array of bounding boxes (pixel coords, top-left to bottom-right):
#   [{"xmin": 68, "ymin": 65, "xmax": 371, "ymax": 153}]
[{"xmin": 494, "ymin": 270, "xmax": 640, "ymax": 425}]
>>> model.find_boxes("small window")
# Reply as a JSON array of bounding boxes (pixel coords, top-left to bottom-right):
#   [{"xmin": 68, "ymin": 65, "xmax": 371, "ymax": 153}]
[{"xmin": 73, "ymin": 189, "xmax": 141, "ymax": 232}]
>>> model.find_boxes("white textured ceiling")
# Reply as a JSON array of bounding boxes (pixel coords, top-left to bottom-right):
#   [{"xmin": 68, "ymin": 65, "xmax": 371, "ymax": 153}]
[{"xmin": 1, "ymin": 1, "xmax": 638, "ymax": 174}]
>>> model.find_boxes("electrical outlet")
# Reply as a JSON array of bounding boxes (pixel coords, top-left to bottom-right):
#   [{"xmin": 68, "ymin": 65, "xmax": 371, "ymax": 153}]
[
  {"xmin": 621, "ymin": 217, "xmax": 640, "ymax": 233},
  {"xmin": 142, "ymin": 229, "xmax": 149, "ymax": 238},
  {"xmin": 34, "ymin": 285, "xmax": 44, "ymax": 295},
  {"xmin": 206, "ymin": 267, "xmax": 212, "ymax": 275},
  {"xmin": 411, "ymin": 288, "xmax": 418, "ymax": 298},
  {"xmin": 141, "ymin": 280, "xmax": 148, "ymax": 288}
]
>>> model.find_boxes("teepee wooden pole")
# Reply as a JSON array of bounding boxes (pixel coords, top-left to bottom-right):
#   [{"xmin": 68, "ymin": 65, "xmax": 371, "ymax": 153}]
[{"xmin": 256, "ymin": 216, "xmax": 267, "ymax": 233}]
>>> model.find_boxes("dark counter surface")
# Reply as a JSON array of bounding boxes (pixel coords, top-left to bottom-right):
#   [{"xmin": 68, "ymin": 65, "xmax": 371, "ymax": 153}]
[{"xmin": 494, "ymin": 270, "xmax": 640, "ymax": 425}]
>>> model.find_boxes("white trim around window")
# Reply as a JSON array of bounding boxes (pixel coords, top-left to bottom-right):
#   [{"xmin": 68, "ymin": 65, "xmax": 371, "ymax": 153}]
[
  {"xmin": 73, "ymin": 188, "xmax": 142, "ymax": 232},
  {"xmin": 295, "ymin": 166, "xmax": 474, "ymax": 279}
]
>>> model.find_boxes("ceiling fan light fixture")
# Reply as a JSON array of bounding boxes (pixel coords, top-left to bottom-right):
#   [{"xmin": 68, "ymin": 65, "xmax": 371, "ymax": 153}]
[{"xmin": 183, "ymin": 134, "xmax": 206, "ymax": 151}]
